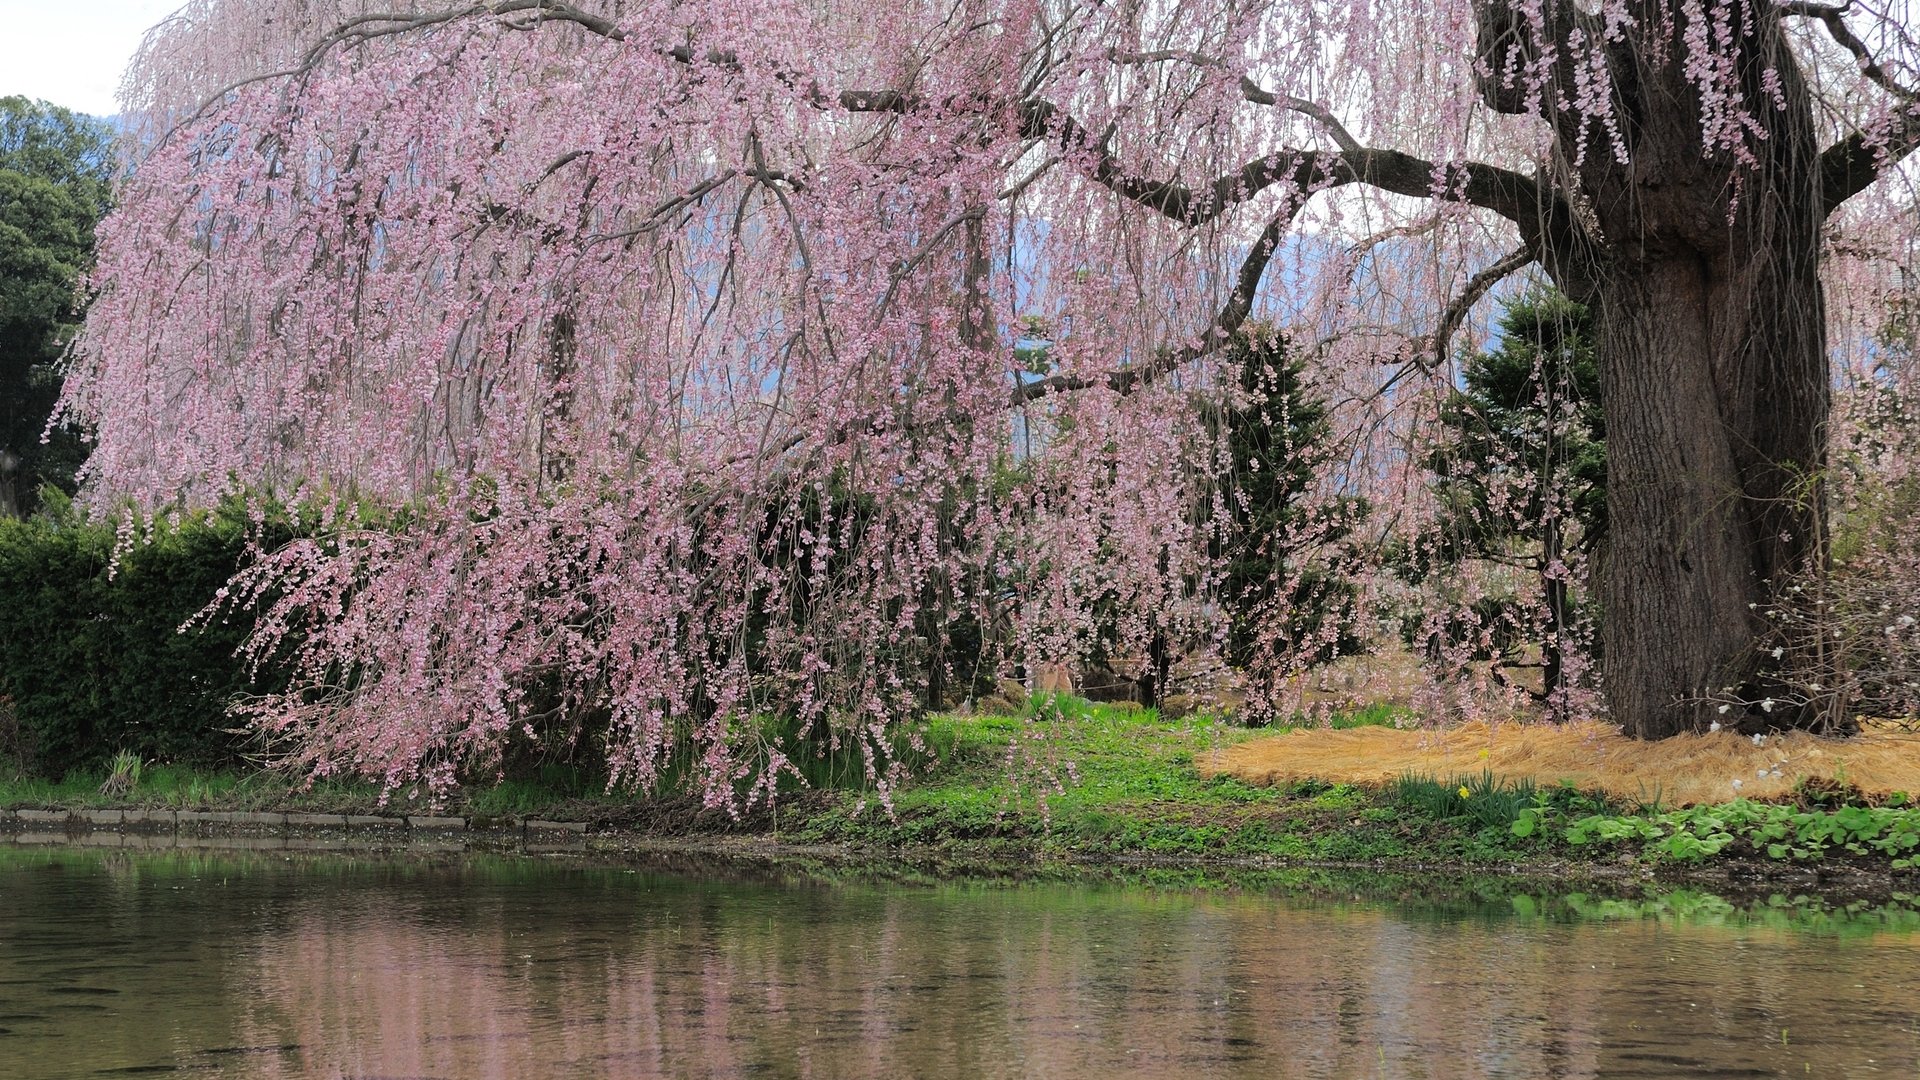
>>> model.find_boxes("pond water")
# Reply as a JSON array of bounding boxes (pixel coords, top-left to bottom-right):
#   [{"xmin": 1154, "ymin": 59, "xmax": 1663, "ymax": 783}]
[{"xmin": 1, "ymin": 844, "xmax": 1918, "ymax": 1078}]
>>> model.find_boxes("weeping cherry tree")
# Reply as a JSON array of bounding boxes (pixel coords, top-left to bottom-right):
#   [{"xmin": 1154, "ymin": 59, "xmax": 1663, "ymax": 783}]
[{"xmin": 57, "ymin": 0, "xmax": 1920, "ymax": 800}]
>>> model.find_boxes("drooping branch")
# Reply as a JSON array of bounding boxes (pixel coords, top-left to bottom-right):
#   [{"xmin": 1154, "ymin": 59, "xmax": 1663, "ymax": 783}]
[
  {"xmin": 1782, "ymin": 1, "xmax": 1918, "ymax": 102},
  {"xmin": 1103, "ymin": 47, "xmax": 1363, "ymax": 152},
  {"xmin": 1426, "ymin": 246, "xmax": 1536, "ymax": 370},
  {"xmin": 1010, "ymin": 206, "xmax": 1298, "ymax": 406}
]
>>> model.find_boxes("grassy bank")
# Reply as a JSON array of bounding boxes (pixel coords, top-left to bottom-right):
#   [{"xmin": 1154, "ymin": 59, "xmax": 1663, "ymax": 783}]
[
  {"xmin": 5, "ymin": 698, "xmax": 1919, "ymax": 883},
  {"xmin": 781, "ymin": 700, "xmax": 1496, "ymax": 864}
]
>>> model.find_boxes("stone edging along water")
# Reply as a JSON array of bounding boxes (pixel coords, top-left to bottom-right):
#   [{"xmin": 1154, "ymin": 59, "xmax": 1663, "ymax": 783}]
[{"xmin": 0, "ymin": 807, "xmax": 596, "ymax": 853}]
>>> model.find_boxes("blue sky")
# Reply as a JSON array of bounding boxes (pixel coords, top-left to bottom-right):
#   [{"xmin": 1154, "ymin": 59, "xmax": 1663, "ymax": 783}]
[{"xmin": 0, "ymin": 1, "xmax": 179, "ymax": 116}]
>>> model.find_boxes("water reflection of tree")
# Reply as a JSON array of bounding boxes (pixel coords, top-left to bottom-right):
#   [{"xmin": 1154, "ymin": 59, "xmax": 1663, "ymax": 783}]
[{"xmin": 211, "ymin": 881, "xmax": 1920, "ymax": 1078}]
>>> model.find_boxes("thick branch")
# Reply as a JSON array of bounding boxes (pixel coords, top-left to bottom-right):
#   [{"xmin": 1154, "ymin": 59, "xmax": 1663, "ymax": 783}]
[
  {"xmin": 1820, "ymin": 110, "xmax": 1920, "ymax": 212},
  {"xmin": 1011, "ymin": 100, "xmax": 1555, "ymax": 229}
]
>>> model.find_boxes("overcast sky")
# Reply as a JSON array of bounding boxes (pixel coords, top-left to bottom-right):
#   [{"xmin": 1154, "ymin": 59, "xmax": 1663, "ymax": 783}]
[{"xmin": 0, "ymin": 1, "xmax": 182, "ymax": 116}]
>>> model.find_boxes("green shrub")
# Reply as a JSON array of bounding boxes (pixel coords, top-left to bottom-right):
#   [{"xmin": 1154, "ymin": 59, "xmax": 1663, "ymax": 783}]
[{"xmin": 0, "ymin": 497, "xmax": 288, "ymax": 777}]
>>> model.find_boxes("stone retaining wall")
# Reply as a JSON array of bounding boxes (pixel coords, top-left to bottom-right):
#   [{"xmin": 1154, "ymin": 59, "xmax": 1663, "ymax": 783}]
[{"xmin": 0, "ymin": 807, "xmax": 594, "ymax": 853}]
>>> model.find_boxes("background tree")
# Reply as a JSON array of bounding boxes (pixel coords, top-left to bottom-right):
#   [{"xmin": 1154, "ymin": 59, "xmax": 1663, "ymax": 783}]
[
  {"xmin": 1429, "ymin": 289, "xmax": 1605, "ymax": 715},
  {"xmin": 0, "ymin": 97, "xmax": 113, "ymax": 517},
  {"xmin": 1212, "ymin": 325, "xmax": 1369, "ymax": 717},
  {"xmin": 56, "ymin": 0, "xmax": 1920, "ymax": 800}
]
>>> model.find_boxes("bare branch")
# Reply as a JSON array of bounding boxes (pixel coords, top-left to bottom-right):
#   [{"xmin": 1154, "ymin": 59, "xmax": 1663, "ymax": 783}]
[
  {"xmin": 1104, "ymin": 48, "xmax": 1212, "ymax": 65},
  {"xmin": 874, "ymin": 206, "xmax": 989, "ymax": 320},
  {"xmin": 1103, "ymin": 47, "xmax": 1362, "ymax": 151},
  {"xmin": 748, "ymin": 134, "xmax": 812, "ymax": 274},
  {"xmin": 1344, "ymin": 218, "xmax": 1446, "ymax": 265},
  {"xmin": 1010, "ymin": 204, "xmax": 1299, "ymax": 406},
  {"xmin": 1426, "ymin": 246, "xmax": 1536, "ymax": 369},
  {"xmin": 1234, "ymin": 81, "xmax": 1363, "ymax": 154},
  {"xmin": 585, "ymin": 169, "xmax": 741, "ymax": 246},
  {"xmin": 1356, "ymin": 245, "xmax": 1536, "ymax": 406},
  {"xmin": 1782, "ymin": 1, "xmax": 1918, "ymax": 101}
]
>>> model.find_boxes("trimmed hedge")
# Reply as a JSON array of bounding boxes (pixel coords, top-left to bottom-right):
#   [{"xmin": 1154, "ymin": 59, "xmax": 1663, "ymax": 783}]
[{"xmin": 0, "ymin": 498, "xmax": 282, "ymax": 777}]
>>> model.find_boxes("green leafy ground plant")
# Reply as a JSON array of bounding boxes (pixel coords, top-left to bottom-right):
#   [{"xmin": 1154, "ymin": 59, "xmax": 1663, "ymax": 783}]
[{"xmin": 1516, "ymin": 793, "xmax": 1920, "ymax": 865}]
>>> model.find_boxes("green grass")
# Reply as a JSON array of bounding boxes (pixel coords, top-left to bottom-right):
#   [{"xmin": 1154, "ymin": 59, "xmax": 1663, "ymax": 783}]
[
  {"xmin": 0, "ymin": 761, "xmax": 325, "ymax": 810},
  {"xmin": 456, "ymin": 765, "xmax": 609, "ymax": 817},
  {"xmin": 0, "ymin": 699, "xmax": 1611, "ymax": 868},
  {"xmin": 1306, "ymin": 701, "xmax": 1413, "ymax": 730},
  {"xmin": 788, "ymin": 698, "xmax": 1504, "ymax": 863}
]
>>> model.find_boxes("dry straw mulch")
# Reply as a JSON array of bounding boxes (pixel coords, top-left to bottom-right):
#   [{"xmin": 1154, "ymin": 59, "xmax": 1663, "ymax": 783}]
[{"xmin": 1200, "ymin": 720, "xmax": 1920, "ymax": 806}]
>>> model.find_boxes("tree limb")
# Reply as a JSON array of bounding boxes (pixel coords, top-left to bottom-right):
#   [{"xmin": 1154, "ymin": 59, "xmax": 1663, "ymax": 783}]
[
  {"xmin": 1790, "ymin": 1, "xmax": 1920, "ymax": 211},
  {"xmin": 1353, "ymin": 245, "xmax": 1537, "ymax": 407},
  {"xmin": 1820, "ymin": 110, "xmax": 1920, "ymax": 212},
  {"xmin": 1237, "ymin": 83, "xmax": 1365, "ymax": 154},
  {"xmin": 271, "ymin": 5, "xmax": 1563, "ymax": 236},
  {"xmin": 1781, "ymin": 1, "xmax": 1918, "ymax": 102},
  {"xmin": 1103, "ymin": 47, "xmax": 1362, "ymax": 152},
  {"xmin": 1009, "ymin": 205, "xmax": 1298, "ymax": 406},
  {"xmin": 1009, "ymin": 99, "xmax": 1557, "ymax": 229},
  {"xmin": 1427, "ymin": 246, "xmax": 1536, "ymax": 370}
]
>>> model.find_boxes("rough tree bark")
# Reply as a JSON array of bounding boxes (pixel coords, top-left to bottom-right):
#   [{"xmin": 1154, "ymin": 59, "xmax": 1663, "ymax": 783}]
[{"xmin": 1481, "ymin": 0, "xmax": 1841, "ymax": 737}]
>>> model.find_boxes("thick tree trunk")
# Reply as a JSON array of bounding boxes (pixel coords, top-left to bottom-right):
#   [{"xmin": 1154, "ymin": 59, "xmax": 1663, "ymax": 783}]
[
  {"xmin": 1571, "ymin": 3, "xmax": 1831, "ymax": 738},
  {"xmin": 1596, "ymin": 255, "xmax": 1830, "ymax": 736},
  {"xmin": 1596, "ymin": 260, "xmax": 1776, "ymax": 736},
  {"xmin": 1594, "ymin": 245, "xmax": 1829, "ymax": 736}
]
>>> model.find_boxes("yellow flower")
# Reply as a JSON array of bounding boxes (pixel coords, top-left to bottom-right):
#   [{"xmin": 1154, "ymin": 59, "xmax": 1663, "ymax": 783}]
[
  {"xmin": 1458, "ymin": 785, "xmax": 1472, "ymax": 799},
  {"xmin": 1478, "ymin": 748, "xmax": 1489, "ymax": 760}
]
